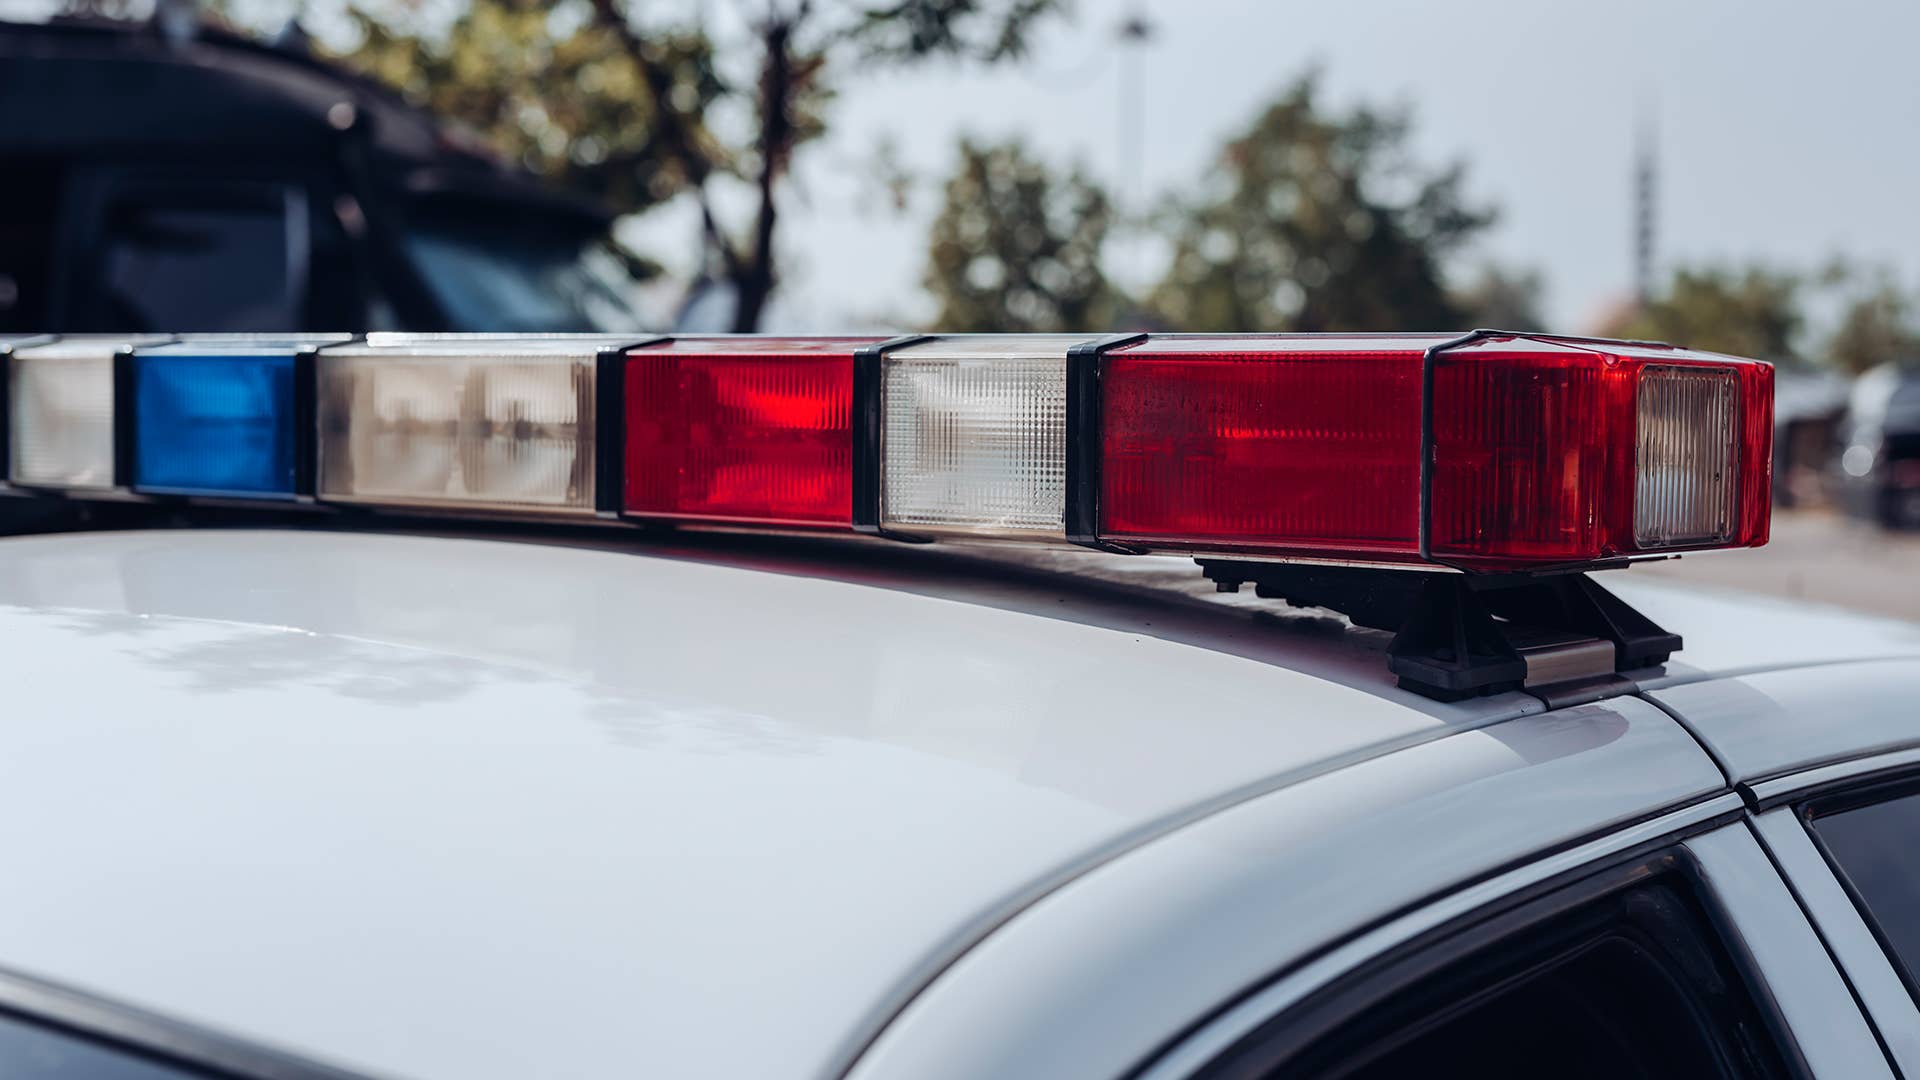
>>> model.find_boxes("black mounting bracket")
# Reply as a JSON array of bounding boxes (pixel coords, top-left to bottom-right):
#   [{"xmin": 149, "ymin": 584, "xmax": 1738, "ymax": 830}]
[{"xmin": 1199, "ymin": 561, "xmax": 1681, "ymax": 702}]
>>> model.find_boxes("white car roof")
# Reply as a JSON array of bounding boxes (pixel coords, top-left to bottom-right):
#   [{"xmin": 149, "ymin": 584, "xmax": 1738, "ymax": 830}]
[{"xmin": 0, "ymin": 528, "xmax": 1914, "ymax": 1079}]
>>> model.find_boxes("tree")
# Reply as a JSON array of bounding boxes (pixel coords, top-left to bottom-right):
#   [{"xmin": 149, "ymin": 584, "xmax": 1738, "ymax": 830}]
[
  {"xmin": 1450, "ymin": 264, "xmax": 1546, "ymax": 332},
  {"xmin": 1147, "ymin": 72, "xmax": 1494, "ymax": 333},
  {"xmin": 923, "ymin": 139, "xmax": 1118, "ymax": 333},
  {"xmin": 316, "ymin": 0, "xmax": 1065, "ymax": 331},
  {"xmin": 338, "ymin": 0, "xmax": 726, "ymax": 220},
  {"xmin": 1820, "ymin": 265, "xmax": 1920, "ymax": 374},
  {"xmin": 1604, "ymin": 265, "xmax": 1804, "ymax": 365}
]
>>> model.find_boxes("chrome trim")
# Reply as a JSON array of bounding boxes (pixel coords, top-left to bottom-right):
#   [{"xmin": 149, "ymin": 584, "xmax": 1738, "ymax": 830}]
[{"xmin": 1522, "ymin": 639, "xmax": 1616, "ymax": 687}]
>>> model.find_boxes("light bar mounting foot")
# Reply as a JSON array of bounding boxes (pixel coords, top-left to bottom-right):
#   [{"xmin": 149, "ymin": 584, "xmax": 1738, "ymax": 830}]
[{"xmin": 1198, "ymin": 562, "xmax": 1681, "ymax": 703}]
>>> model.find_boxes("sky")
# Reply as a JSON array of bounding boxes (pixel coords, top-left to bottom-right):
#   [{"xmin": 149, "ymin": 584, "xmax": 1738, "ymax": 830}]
[{"xmin": 682, "ymin": 0, "xmax": 1920, "ymax": 333}]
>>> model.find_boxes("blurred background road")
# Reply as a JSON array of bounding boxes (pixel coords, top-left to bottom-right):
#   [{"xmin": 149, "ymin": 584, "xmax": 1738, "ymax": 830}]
[{"xmin": 1637, "ymin": 511, "xmax": 1920, "ymax": 622}]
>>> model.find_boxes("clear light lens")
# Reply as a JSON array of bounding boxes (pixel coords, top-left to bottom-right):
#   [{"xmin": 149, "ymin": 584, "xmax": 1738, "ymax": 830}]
[
  {"xmin": 318, "ymin": 352, "xmax": 596, "ymax": 512},
  {"xmin": 882, "ymin": 351, "xmax": 1066, "ymax": 534},
  {"xmin": 8, "ymin": 348, "xmax": 117, "ymax": 489},
  {"xmin": 1635, "ymin": 364, "xmax": 1738, "ymax": 547}
]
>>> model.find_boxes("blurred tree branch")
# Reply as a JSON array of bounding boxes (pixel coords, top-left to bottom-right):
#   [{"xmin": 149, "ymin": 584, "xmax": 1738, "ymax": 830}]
[{"xmin": 317, "ymin": 0, "xmax": 1065, "ymax": 330}]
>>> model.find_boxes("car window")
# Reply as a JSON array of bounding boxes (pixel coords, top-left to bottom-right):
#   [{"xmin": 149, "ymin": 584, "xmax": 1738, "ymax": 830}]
[
  {"xmin": 1199, "ymin": 864, "xmax": 1792, "ymax": 1079},
  {"xmin": 1807, "ymin": 786, "xmax": 1920, "ymax": 998},
  {"xmin": 86, "ymin": 184, "xmax": 306, "ymax": 333},
  {"xmin": 0, "ymin": 1008, "xmax": 214, "ymax": 1078},
  {"xmin": 402, "ymin": 216, "xmax": 646, "ymax": 333}
]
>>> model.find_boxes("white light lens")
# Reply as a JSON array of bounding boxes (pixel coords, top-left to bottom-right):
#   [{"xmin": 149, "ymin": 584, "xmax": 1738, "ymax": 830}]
[
  {"xmin": 881, "ymin": 342, "xmax": 1067, "ymax": 534},
  {"xmin": 318, "ymin": 348, "xmax": 597, "ymax": 513},
  {"xmin": 10, "ymin": 352, "xmax": 113, "ymax": 488},
  {"xmin": 6, "ymin": 337, "xmax": 166, "ymax": 489},
  {"xmin": 1635, "ymin": 365, "xmax": 1738, "ymax": 547}
]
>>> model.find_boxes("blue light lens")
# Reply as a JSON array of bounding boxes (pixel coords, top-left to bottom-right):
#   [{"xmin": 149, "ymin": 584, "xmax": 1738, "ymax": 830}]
[{"xmin": 134, "ymin": 354, "xmax": 298, "ymax": 497}]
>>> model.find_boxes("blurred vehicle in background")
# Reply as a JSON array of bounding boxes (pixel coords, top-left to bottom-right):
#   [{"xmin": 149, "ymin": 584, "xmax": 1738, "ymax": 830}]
[
  {"xmin": 1839, "ymin": 363, "xmax": 1920, "ymax": 529},
  {"xmin": 0, "ymin": 16, "xmax": 652, "ymax": 335},
  {"xmin": 1771, "ymin": 369, "xmax": 1849, "ymax": 508}
]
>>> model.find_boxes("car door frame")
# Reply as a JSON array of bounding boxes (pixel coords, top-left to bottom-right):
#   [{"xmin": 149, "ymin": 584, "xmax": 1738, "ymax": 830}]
[
  {"xmin": 1745, "ymin": 749, "xmax": 1920, "ymax": 1078},
  {"xmin": 1136, "ymin": 806, "xmax": 1889, "ymax": 1080},
  {"xmin": 0, "ymin": 960, "xmax": 365, "ymax": 1080}
]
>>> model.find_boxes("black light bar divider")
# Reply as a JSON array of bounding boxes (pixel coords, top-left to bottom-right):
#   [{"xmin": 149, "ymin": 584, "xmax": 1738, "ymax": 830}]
[
  {"xmin": 289, "ymin": 346, "xmax": 320, "ymax": 500},
  {"xmin": 1064, "ymin": 331, "xmax": 1148, "ymax": 553},
  {"xmin": 0, "ymin": 343, "xmax": 14, "ymax": 486},
  {"xmin": 595, "ymin": 335, "xmax": 672, "ymax": 519},
  {"xmin": 1415, "ymin": 328, "xmax": 1502, "ymax": 569},
  {"xmin": 852, "ymin": 334, "xmax": 936, "ymax": 540},
  {"xmin": 109, "ymin": 345, "xmax": 138, "ymax": 490},
  {"xmin": 0, "ymin": 336, "xmax": 58, "ymax": 492}
]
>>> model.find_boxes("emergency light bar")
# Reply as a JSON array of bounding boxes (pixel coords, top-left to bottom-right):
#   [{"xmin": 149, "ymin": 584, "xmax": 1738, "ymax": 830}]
[
  {"xmin": 3, "ymin": 330, "xmax": 1772, "ymax": 570},
  {"xmin": 0, "ymin": 329, "xmax": 1774, "ymax": 701}
]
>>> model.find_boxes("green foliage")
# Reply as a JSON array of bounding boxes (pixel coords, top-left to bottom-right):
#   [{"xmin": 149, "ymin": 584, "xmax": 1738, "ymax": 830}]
[
  {"xmin": 1451, "ymin": 264, "xmax": 1546, "ymax": 332},
  {"xmin": 1820, "ymin": 266, "xmax": 1920, "ymax": 374},
  {"xmin": 1147, "ymin": 73, "xmax": 1494, "ymax": 333},
  {"xmin": 923, "ymin": 138, "xmax": 1115, "ymax": 332},
  {"xmin": 1606, "ymin": 265, "xmax": 1805, "ymax": 365},
  {"xmin": 335, "ymin": 0, "xmax": 729, "ymax": 217}
]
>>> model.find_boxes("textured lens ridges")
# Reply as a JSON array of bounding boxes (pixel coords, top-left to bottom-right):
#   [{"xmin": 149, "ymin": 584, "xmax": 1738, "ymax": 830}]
[
  {"xmin": 1634, "ymin": 365, "xmax": 1737, "ymax": 547},
  {"xmin": 882, "ymin": 355, "xmax": 1066, "ymax": 533}
]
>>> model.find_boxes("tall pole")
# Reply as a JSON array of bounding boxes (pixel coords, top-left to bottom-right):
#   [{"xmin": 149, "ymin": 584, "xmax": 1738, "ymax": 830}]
[
  {"xmin": 1633, "ymin": 107, "xmax": 1657, "ymax": 306},
  {"xmin": 1116, "ymin": 10, "xmax": 1153, "ymax": 306}
]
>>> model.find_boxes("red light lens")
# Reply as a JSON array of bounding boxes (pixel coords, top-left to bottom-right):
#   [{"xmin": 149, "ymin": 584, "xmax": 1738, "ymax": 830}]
[
  {"xmin": 1736, "ymin": 361, "xmax": 1775, "ymax": 548},
  {"xmin": 623, "ymin": 340, "xmax": 866, "ymax": 526},
  {"xmin": 1100, "ymin": 344, "xmax": 1423, "ymax": 558},
  {"xmin": 1430, "ymin": 343, "xmax": 1771, "ymax": 567},
  {"xmin": 1427, "ymin": 344, "xmax": 1624, "ymax": 564},
  {"xmin": 1099, "ymin": 335, "xmax": 1771, "ymax": 569}
]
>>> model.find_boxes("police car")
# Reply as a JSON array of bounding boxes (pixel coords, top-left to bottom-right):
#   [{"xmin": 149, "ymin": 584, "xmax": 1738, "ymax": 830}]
[
  {"xmin": 1, "ymin": 330, "xmax": 1918, "ymax": 1080},
  {"xmin": 0, "ymin": 17, "xmax": 654, "ymax": 338}
]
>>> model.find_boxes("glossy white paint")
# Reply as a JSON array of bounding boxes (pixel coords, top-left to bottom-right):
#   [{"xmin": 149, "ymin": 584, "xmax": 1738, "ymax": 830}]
[
  {"xmin": 849, "ymin": 696, "xmax": 1725, "ymax": 1080},
  {"xmin": 0, "ymin": 529, "xmax": 1542, "ymax": 1080},
  {"xmin": 0, "ymin": 527, "xmax": 1909, "ymax": 1079},
  {"xmin": 1646, "ymin": 659, "xmax": 1920, "ymax": 781}
]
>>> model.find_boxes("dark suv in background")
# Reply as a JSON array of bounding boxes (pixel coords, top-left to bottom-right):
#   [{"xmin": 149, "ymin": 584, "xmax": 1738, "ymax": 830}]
[
  {"xmin": 1839, "ymin": 364, "xmax": 1920, "ymax": 529},
  {"xmin": 0, "ymin": 16, "xmax": 652, "ymax": 335}
]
